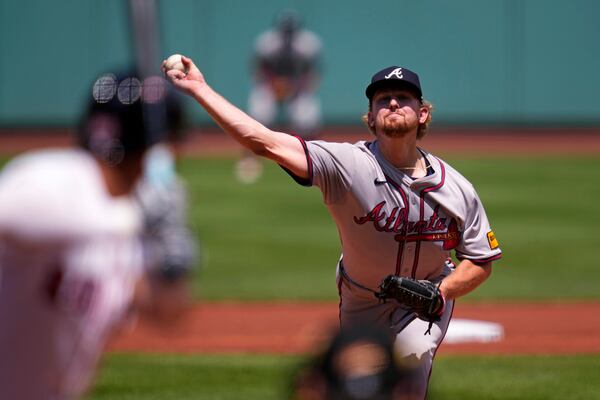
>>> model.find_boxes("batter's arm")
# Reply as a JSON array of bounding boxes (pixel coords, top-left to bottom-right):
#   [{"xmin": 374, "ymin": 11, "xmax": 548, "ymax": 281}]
[
  {"xmin": 163, "ymin": 56, "xmax": 309, "ymax": 179},
  {"xmin": 438, "ymin": 259, "xmax": 492, "ymax": 300}
]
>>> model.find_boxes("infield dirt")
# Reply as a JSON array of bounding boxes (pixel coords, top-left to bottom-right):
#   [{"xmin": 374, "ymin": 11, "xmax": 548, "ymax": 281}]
[{"xmin": 109, "ymin": 301, "xmax": 600, "ymax": 355}]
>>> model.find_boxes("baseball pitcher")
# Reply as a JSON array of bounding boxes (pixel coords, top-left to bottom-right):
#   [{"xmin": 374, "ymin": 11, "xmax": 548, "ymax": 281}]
[{"xmin": 163, "ymin": 56, "xmax": 502, "ymax": 400}]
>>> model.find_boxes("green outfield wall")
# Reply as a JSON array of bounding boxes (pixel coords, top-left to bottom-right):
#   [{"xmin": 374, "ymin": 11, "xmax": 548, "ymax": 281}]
[{"xmin": 1, "ymin": 0, "xmax": 599, "ymax": 126}]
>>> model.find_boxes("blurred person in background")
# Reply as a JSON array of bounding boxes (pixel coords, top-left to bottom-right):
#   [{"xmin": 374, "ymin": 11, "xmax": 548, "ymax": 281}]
[
  {"xmin": 236, "ymin": 9, "xmax": 323, "ymax": 183},
  {"xmin": 134, "ymin": 77, "xmax": 199, "ymax": 323},
  {"xmin": 0, "ymin": 71, "xmax": 195, "ymax": 399}
]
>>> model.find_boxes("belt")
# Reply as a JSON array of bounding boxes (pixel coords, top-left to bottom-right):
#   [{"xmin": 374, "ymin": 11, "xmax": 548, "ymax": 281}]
[{"xmin": 339, "ymin": 260, "xmax": 380, "ymax": 298}]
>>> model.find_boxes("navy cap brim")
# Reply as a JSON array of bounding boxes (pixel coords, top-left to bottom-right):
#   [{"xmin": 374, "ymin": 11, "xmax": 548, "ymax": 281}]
[{"xmin": 365, "ymin": 79, "xmax": 422, "ymax": 100}]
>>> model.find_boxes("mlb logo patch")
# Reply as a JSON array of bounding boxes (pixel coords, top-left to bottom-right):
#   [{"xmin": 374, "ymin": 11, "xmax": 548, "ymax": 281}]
[{"xmin": 487, "ymin": 231, "xmax": 499, "ymax": 250}]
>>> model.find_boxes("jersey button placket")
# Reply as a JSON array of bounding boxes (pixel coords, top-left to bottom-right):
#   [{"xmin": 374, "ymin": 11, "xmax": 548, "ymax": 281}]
[
  {"xmin": 409, "ymin": 190, "xmax": 422, "ymax": 278},
  {"xmin": 408, "ymin": 189, "xmax": 418, "ymax": 206}
]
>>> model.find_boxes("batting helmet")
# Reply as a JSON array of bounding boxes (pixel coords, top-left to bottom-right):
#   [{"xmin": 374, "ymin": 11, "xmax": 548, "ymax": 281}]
[{"xmin": 78, "ymin": 70, "xmax": 185, "ymax": 165}]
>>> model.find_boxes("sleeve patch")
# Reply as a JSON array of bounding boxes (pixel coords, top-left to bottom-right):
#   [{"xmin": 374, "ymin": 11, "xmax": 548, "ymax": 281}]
[{"xmin": 487, "ymin": 231, "xmax": 499, "ymax": 250}]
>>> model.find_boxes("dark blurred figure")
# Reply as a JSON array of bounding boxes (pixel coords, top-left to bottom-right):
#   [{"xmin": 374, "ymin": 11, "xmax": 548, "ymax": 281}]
[
  {"xmin": 237, "ymin": 9, "xmax": 323, "ymax": 183},
  {"xmin": 85, "ymin": 71, "xmax": 199, "ymax": 323},
  {"xmin": 291, "ymin": 326, "xmax": 418, "ymax": 400},
  {"xmin": 0, "ymin": 71, "xmax": 195, "ymax": 399},
  {"xmin": 133, "ymin": 76, "xmax": 199, "ymax": 323}
]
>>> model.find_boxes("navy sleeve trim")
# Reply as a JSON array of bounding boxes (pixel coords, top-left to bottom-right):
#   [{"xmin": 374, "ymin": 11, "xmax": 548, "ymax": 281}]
[
  {"xmin": 279, "ymin": 135, "xmax": 313, "ymax": 187},
  {"xmin": 456, "ymin": 253, "xmax": 503, "ymax": 264}
]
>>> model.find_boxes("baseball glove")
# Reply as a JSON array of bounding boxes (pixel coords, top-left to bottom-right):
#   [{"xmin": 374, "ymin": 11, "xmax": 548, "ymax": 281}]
[{"xmin": 376, "ymin": 275, "xmax": 445, "ymax": 335}]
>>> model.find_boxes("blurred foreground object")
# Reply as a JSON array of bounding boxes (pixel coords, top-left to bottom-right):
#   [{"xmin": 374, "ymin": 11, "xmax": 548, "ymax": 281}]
[
  {"xmin": 291, "ymin": 326, "xmax": 416, "ymax": 400},
  {"xmin": 0, "ymin": 71, "xmax": 194, "ymax": 399}
]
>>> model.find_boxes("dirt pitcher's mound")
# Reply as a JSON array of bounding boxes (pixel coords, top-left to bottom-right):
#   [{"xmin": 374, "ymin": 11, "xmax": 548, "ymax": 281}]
[{"xmin": 109, "ymin": 302, "xmax": 600, "ymax": 355}]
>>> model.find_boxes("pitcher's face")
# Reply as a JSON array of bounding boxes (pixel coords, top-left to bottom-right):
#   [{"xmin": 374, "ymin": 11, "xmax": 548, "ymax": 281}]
[{"xmin": 368, "ymin": 89, "xmax": 426, "ymax": 138}]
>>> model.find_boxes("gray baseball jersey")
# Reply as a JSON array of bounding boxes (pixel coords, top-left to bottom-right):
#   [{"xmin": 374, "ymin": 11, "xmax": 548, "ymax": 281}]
[{"xmin": 286, "ymin": 138, "xmax": 502, "ymax": 399}]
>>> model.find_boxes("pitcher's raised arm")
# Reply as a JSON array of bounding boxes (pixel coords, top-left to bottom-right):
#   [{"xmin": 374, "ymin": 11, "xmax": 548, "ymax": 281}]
[{"xmin": 162, "ymin": 55, "xmax": 309, "ymax": 179}]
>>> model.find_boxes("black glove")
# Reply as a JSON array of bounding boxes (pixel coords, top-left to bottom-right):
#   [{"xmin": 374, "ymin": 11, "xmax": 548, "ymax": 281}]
[{"xmin": 376, "ymin": 275, "xmax": 445, "ymax": 334}]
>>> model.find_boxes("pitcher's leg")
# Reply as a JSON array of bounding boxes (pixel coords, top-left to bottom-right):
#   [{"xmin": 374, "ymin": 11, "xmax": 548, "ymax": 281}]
[{"xmin": 392, "ymin": 300, "xmax": 453, "ymax": 399}]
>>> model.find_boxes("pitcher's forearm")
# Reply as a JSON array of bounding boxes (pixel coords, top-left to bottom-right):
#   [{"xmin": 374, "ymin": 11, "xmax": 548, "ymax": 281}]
[
  {"xmin": 189, "ymin": 82, "xmax": 275, "ymax": 155},
  {"xmin": 439, "ymin": 260, "xmax": 492, "ymax": 300}
]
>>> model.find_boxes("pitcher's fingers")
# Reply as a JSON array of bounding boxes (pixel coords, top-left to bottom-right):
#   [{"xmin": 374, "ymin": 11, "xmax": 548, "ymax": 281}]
[
  {"xmin": 181, "ymin": 56, "xmax": 195, "ymax": 70},
  {"xmin": 166, "ymin": 69, "xmax": 186, "ymax": 80}
]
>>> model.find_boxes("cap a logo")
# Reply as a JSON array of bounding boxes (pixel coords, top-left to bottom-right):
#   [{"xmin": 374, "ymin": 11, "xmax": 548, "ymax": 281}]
[{"xmin": 384, "ymin": 68, "xmax": 403, "ymax": 80}]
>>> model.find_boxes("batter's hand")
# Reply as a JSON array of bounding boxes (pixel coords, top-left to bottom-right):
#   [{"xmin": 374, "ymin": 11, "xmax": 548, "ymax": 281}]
[{"xmin": 161, "ymin": 55, "xmax": 205, "ymax": 96}]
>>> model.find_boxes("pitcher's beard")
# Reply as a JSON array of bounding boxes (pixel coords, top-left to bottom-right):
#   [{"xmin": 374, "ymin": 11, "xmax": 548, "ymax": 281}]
[{"xmin": 381, "ymin": 117, "xmax": 413, "ymax": 138}]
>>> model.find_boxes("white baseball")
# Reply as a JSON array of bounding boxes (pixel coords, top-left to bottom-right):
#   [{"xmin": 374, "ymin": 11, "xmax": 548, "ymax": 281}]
[{"xmin": 164, "ymin": 54, "xmax": 187, "ymax": 73}]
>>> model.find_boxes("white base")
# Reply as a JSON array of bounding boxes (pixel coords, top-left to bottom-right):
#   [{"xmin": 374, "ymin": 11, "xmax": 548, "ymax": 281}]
[{"xmin": 444, "ymin": 318, "xmax": 504, "ymax": 344}]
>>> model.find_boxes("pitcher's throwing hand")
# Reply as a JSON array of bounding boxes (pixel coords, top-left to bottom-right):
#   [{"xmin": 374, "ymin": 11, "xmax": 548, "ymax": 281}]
[{"xmin": 162, "ymin": 55, "xmax": 205, "ymax": 95}]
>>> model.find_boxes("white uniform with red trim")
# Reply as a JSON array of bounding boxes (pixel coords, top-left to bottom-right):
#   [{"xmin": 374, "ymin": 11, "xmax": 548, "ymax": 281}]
[
  {"xmin": 0, "ymin": 149, "xmax": 144, "ymax": 400},
  {"xmin": 288, "ymin": 138, "xmax": 502, "ymax": 399}
]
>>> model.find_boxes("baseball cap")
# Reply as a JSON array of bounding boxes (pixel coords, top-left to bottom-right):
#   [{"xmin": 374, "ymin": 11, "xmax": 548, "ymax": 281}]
[{"xmin": 365, "ymin": 66, "xmax": 423, "ymax": 101}]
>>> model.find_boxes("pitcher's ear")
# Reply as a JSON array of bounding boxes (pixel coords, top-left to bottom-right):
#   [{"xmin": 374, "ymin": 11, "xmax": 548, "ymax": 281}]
[
  {"xmin": 419, "ymin": 105, "xmax": 430, "ymax": 124},
  {"xmin": 367, "ymin": 112, "xmax": 375, "ymax": 128}
]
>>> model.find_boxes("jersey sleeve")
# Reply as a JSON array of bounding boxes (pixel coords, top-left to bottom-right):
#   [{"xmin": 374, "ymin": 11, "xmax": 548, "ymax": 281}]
[
  {"xmin": 455, "ymin": 191, "xmax": 502, "ymax": 263},
  {"xmin": 283, "ymin": 139, "xmax": 356, "ymax": 204}
]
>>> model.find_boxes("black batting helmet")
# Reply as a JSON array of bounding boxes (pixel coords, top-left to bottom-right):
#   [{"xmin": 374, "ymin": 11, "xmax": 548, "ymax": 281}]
[{"xmin": 78, "ymin": 70, "xmax": 185, "ymax": 165}]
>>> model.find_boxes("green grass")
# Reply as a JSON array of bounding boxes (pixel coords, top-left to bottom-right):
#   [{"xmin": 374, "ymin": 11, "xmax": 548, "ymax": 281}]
[
  {"xmin": 180, "ymin": 157, "xmax": 339, "ymax": 300},
  {"xmin": 447, "ymin": 156, "xmax": 600, "ymax": 300},
  {"xmin": 429, "ymin": 355, "xmax": 600, "ymax": 400},
  {"xmin": 180, "ymin": 155, "xmax": 600, "ymax": 301},
  {"xmin": 87, "ymin": 353, "xmax": 600, "ymax": 400},
  {"xmin": 88, "ymin": 353, "xmax": 300, "ymax": 400}
]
